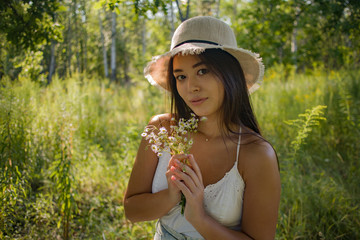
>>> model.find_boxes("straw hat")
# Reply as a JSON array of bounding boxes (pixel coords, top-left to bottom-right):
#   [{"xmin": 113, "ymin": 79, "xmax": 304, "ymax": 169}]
[{"xmin": 144, "ymin": 16, "xmax": 264, "ymax": 94}]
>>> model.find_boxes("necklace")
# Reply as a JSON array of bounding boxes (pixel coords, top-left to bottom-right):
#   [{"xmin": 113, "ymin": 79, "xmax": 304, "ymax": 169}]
[{"xmin": 197, "ymin": 131, "xmax": 210, "ymax": 142}]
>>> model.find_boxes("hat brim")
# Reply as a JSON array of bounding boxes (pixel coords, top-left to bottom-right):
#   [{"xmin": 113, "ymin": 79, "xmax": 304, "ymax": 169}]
[{"xmin": 144, "ymin": 42, "xmax": 264, "ymax": 94}]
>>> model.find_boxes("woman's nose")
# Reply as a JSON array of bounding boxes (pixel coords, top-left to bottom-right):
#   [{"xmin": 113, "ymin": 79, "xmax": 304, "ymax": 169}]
[{"xmin": 187, "ymin": 76, "xmax": 200, "ymax": 92}]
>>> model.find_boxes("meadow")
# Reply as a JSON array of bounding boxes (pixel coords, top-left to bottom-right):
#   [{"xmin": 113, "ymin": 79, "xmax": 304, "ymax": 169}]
[{"xmin": 1, "ymin": 66, "xmax": 359, "ymax": 239}]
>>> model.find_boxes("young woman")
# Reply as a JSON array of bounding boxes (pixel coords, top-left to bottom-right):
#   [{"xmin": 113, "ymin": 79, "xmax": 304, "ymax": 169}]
[{"xmin": 124, "ymin": 16, "xmax": 281, "ymax": 240}]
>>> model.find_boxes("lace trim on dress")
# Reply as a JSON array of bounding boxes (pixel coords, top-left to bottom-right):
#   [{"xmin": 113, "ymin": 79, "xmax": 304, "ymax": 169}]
[
  {"xmin": 203, "ymin": 127, "xmax": 244, "ymax": 202},
  {"xmin": 203, "ymin": 164, "xmax": 244, "ymax": 202}
]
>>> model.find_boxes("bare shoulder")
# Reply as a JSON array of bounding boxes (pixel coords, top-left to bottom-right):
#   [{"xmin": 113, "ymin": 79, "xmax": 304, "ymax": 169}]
[
  {"xmin": 238, "ymin": 134, "xmax": 281, "ymax": 239},
  {"xmin": 239, "ymin": 134, "xmax": 279, "ymax": 181},
  {"xmin": 244, "ymin": 139, "xmax": 277, "ymax": 164},
  {"xmin": 148, "ymin": 113, "xmax": 173, "ymax": 130}
]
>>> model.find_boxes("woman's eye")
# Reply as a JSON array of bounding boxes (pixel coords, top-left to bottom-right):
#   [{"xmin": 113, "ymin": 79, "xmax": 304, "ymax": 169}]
[
  {"xmin": 175, "ymin": 75, "xmax": 186, "ymax": 81},
  {"xmin": 198, "ymin": 68, "xmax": 208, "ymax": 75}
]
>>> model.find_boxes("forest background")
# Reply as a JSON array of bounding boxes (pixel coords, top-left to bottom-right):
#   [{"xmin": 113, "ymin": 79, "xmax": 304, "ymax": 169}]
[{"xmin": 1, "ymin": 0, "xmax": 359, "ymax": 239}]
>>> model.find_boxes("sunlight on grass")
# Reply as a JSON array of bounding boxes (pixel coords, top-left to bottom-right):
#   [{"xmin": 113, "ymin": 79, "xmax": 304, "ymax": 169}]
[{"xmin": 1, "ymin": 68, "xmax": 359, "ymax": 239}]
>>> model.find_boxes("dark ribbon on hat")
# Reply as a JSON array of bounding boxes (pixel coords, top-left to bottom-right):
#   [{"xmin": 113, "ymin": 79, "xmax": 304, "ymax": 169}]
[{"xmin": 173, "ymin": 39, "xmax": 220, "ymax": 49}]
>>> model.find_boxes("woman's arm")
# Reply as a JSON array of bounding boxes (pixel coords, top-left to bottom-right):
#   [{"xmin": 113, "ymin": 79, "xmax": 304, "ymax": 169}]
[
  {"xmin": 123, "ymin": 114, "xmax": 181, "ymax": 223},
  {"xmin": 239, "ymin": 142, "xmax": 281, "ymax": 239},
  {"xmin": 171, "ymin": 142, "xmax": 280, "ymax": 240}
]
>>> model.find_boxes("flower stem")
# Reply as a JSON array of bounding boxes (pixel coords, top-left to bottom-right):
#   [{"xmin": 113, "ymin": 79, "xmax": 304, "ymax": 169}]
[{"xmin": 180, "ymin": 193, "xmax": 186, "ymax": 215}]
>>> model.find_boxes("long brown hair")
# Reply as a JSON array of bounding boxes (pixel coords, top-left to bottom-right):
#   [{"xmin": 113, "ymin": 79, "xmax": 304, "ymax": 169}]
[{"xmin": 168, "ymin": 49, "xmax": 261, "ymax": 138}]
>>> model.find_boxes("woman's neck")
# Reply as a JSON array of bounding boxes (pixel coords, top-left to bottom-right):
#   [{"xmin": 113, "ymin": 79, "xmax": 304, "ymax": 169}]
[
  {"xmin": 197, "ymin": 115, "xmax": 239, "ymax": 141},
  {"xmin": 198, "ymin": 116, "xmax": 221, "ymax": 139}
]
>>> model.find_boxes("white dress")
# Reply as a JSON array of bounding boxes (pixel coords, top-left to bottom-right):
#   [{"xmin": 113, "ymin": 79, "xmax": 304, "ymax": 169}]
[{"xmin": 152, "ymin": 129, "xmax": 245, "ymax": 239}]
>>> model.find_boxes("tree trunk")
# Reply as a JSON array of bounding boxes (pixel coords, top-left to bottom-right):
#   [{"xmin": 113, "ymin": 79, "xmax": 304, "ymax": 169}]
[
  {"xmin": 175, "ymin": 0, "xmax": 184, "ymax": 21},
  {"xmin": 111, "ymin": 11, "xmax": 117, "ymax": 82},
  {"xmin": 141, "ymin": 17, "xmax": 146, "ymax": 57},
  {"xmin": 48, "ymin": 12, "xmax": 57, "ymax": 84},
  {"xmin": 81, "ymin": 0, "xmax": 88, "ymax": 74},
  {"xmin": 99, "ymin": 12, "xmax": 108, "ymax": 78},
  {"xmin": 123, "ymin": 50, "xmax": 130, "ymax": 84},
  {"xmin": 67, "ymin": 12, "xmax": 72, "ymax": 77},
  {"xmin": 73, "ymin": 0, "xmax": 81, "ymax": 73},
  {"xmin": 170, "ymin": 1, "xmax": 175, "ymax": 36},
  {"xmin": 215, "ymin": 0, "xmax": 221, "ymax": 18},
  {"xmin": 122, "ymin": 18, "xmax": 130, "ymax": 84},
  {"xmin": 83, "ymin": 33, "xmax": 87, "ymax": 74},
  {"xmin": 175, "ymin": 0, "xmax": 191, "ymax": 22},
  {"xmin": 48, "ymin": 39, "xmax": 56, "ymax": 84},
  {"xmin": 185, "ymin": 0, "xmax": 191, "ymax": 20},
  {"xmin": 291, "ymin": 8, "xmax": 300, "ymax": 71},
  {"xmin": 291, "ymin": 24, "xmax": 298, "ymax": 68}
]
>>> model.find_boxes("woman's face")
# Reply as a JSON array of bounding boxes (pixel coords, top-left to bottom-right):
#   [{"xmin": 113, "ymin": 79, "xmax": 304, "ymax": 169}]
[{"xmin": 173, "ymin": 54, "xmax": 224, "ymax": 119}]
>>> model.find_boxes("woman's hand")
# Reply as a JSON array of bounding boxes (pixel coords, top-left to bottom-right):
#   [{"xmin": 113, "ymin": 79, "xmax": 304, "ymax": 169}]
[
  {"xmin": 165, "ymin": 154, "xmax": 186, "ymax": 205},
  {"xmin": 169, "ymin": 154, "xmax": 206, "ymax": 225}
]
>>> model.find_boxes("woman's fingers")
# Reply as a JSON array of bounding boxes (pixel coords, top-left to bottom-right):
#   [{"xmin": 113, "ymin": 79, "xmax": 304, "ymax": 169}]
[
  {"xmin": 171, "ymin": 165, "xmax": 197, "ymax": 191},
  {"xmin": 186, "ymin": 154, "xmax": 203, "ymax": 184},
  {"xmin": 168, "ymin": 154, "xmax": 204, "ymax": 196},
  {"xmin": 171, "ymin": 174, "xmax": 192, "ymax": 197},
  {"xmin": 168, "ymin": 154, "xmax": 189, "ymax": 169},
  {"xmin": 171, "ymin": 162, "xmax": 205, "ymax": 196},
  {"xmin": 175, "ymin": 154, "xmax": 203, "ymax": 187}
]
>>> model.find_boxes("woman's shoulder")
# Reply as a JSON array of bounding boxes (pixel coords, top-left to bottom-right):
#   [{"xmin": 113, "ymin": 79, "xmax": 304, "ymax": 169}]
[
  {"xmin": 243, "ymin": 139, "xmax": 277, "ymax": 163},
  {"xmin": 148, "ymin": 113, "xmax": 173, "ymax": 129},
  {"xmin": 239, "ymin": 129, "xmax": 279, "ymax": 178}
]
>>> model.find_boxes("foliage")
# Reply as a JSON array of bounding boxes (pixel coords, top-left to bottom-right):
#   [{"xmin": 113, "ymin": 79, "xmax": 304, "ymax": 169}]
[
  {"xmin": 0, "ymin": 74, "xmax": 164, "ymax": 239},
  {"xmin": 15, "ymin": 50, "xmax": 47, "ymax": 83},
  {"xmin": 228, "ymin": 0, "xmax": 360, "ymax": 70},
  {"xmin": 0, "ymin": 0, "xmax": 63, "ymax": 51},
  {"xmin": 2, "ymin": 0, "xmax": 359, "ymax": 83},
  {"xmin": 251, "ymin": 68, "xmax": 360, "ymax": 239},
  {"xmin": 48, "ymin": 106, "xmax": 78, "ymax": 239},
  {"xmin": 0, "ymin": 68, "xmax": 359, "ymax": 239},
  {"xmin": 97, "ymin": 0, "xmax": 171, "ymax": 16},
  {"xmin": 285, "ymin": 105, "xmax": 327, "ymax": 157},
  {"xmin": 0, "ymin": 80, "xmax": 32, "ymax": 237}
]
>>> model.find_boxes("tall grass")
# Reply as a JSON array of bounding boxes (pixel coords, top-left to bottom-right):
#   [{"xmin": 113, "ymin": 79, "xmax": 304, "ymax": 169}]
[
  {"xmin": 252, "ymin": 66, "xmax": 360, "ymax": 239},
  {"xmin": 0, "ymin": 67, "xmax": 359, "ymax": 239}
]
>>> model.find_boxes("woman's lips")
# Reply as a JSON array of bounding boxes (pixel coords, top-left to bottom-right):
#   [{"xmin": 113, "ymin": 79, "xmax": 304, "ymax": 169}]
[{"xmin": 190, "ymin": 98, "xmax": 207, "ymax": 106}]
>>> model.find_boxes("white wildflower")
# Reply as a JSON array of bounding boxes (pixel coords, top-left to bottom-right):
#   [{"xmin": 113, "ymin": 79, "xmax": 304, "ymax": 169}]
[
  {"xmin": 151, "ymin": 144, "xmax": 158, "ymax": 153},
  {"xmin": 159, "ymin": 127, "xmax": 167, "ymax": 134},
  {"xmin": 141, "ymin": 114, "xmax": 200, "ymax": 156}
]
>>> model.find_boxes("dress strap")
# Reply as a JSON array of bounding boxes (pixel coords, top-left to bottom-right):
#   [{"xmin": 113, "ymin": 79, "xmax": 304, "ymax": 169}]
[{"xmin": 235, "ymin": 127, "xmax": 242, "ymax": 164}]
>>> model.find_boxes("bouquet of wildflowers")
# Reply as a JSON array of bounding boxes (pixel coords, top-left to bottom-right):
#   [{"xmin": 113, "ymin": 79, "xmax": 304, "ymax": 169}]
[{"xmin": 141, "ymin": 113, "xmax": 205, "ymax": 214}]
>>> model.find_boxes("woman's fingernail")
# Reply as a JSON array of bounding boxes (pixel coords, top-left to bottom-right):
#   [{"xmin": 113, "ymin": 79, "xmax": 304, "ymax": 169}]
[
  {"xmin": 170, "ymin": 166, "xmax": 176, "ymax": 171},
  {"xmin": 171, "ymin": 175, "xmax": 176, "ymax": 181}
]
